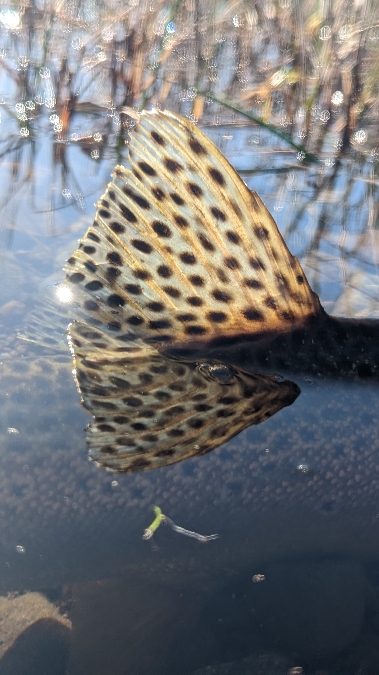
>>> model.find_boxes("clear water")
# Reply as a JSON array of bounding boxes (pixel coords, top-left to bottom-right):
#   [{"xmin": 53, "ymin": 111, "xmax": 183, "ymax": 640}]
[{"xmin": 1, "ymin": 4, "xmax": 379, "ymax": 674}]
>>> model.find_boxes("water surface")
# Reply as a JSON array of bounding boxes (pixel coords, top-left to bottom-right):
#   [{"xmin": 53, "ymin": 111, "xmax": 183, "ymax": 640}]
[{"xmin": 1, "ymin": 2, "xmax": 379, "ymax": 673}]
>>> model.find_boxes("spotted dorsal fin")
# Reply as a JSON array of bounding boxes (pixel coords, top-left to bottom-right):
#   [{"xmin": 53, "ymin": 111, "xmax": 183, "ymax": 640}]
[{"xmin": 65, "ymin": 109, "xmax": 321, "ymax": 350}]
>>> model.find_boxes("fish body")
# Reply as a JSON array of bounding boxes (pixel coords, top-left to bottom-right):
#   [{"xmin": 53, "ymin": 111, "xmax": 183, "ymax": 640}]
[
  {"xmin": 167, "ymin": 313, "xmax": 379, "ymax": 381},
  {"xmin": 53, "ymin": 109, "xmax": 379, "ymax": 471}
]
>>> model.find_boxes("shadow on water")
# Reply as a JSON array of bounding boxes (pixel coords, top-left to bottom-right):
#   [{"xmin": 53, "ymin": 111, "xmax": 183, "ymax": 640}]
[{"xmin": 1, "ymin": 1, "xmax": 379, "ymax": 673}]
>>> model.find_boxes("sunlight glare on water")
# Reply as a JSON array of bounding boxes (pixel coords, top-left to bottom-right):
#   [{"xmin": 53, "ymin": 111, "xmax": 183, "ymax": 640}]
[{"xmin": 55, "ymin": 284, "xmax": 74, "ymax": 305}]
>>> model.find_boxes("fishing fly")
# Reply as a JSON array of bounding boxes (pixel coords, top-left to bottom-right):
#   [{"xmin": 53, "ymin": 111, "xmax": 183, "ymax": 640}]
[{"xmin": 143, "ymin": 505, "xmax": 218, "ymax": 544}]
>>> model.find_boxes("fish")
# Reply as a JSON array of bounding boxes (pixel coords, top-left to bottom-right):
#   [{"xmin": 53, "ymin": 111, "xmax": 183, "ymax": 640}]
[
  {"xmin": 3, "ymin": 111, "xmax": 379, "ymax": 596},
  {"xmin": 61, "ymin": 108, "xmax": 379, "ymax": 472},
  {"xmin": 65, "ymin": 109, "xmax": 379, "ymax": 378}
]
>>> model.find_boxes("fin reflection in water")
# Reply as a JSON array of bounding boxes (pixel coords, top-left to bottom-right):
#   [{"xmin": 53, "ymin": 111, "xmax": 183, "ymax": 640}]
[{"xmin": 70, "ymin": 322, "xmax": 299, "ymax": 473}]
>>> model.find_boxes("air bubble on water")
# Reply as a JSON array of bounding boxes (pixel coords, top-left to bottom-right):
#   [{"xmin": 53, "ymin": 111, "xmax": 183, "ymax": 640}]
[
  {"xmin": 320, "ymin": 110, "xmax": 330, "ymax": 123},
  {"xmin": 76, "ymin": 193, "xmax": 85, "ymax": 210},
  {"xmin": 93, "ymin": 132, "xmax": 102, "ymax": 142},
  {"xmin": 331, "ymin": 90, "xmax": 344, "ymax": 106},
  {"xmin": 111, "ymin": 480, "xmax": 119, "ymax": 487},
  {"xmin": 319, "ymin": 25, "xmax": 331, "ymax": 40},
  {"xmin": 44, "ymin": 96, "xmax": 56, "ymax": 108},
  {"xmin": 16, "ymin": 545, "xmax": 25, "ymax": 554},
  {"xmin": 7, "ymin": 427, "xmax": 20, "ymax": 434},
  {"xmin": 18, "ymin": 56, "xmax": 29, "ymax": 69},
  {"xmin": 194, "ymin": 445, "xmax": 200, "ymax": 450},
  {"xmin": 25, "ymin": 100, "xmax": 35, "ymax": 111},
  {"xmin": 353, "ymin": 129, "xmax": 367, "ymax": 144},
  {"xmin": 91, "ymin": 149, "xmax": 100, "ymax": 159},
  {"xmin": 252, "ymin": 574, "xmax": 266, "ymax": 582},
  {"xmin": 339, "ymin": 24, "xmax": 352, "ymax": 41},
  {"xmin": 40, "ymin": 66, "xmax": 51, "ymax": 79},
  {"xmin": 20, "ymin": 127, "xmax": 29, "ymax": 137},
  {"xmin": 166, "ymin": 21, "xmax": 175, "ymax": 33},
  {"xmin": 296, "ymin": 463, "xmax": 310, "ymax": 474},
  {"xmin": 200, "ymin": 363, "xmax": 234, "ymax": 383},
  {"xmin": 71, "ymin": 37, "xmax": 83, "ymax": 50},
  {"xmin": 102, "ymin": 27, "xmax": 114, "ymax": 41},
  {"xmin": 179, "ymin": 88, "xmax": 196, "ymax": 101},
  {"xmin": 296, "ymin": 107, "xmax": 305, "ymax": 122}
]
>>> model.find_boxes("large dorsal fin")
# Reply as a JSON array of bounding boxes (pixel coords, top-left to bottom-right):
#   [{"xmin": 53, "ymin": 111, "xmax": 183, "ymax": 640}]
[{"xmin": 65, "ymin": 109, "xmax": 321, "ymax": 350}]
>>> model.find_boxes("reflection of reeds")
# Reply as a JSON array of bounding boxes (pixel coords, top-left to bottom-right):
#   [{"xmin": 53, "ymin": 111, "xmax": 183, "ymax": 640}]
[
  {"xmin": 1, "ymin": 0, "xmax": 379, "ymax": 147},
  {"xmin": 260, "ymin": 151, "xmax": 379, "ymax": 303},
  {"xmin": 0, "ymin": 0, "xmax": 378, "ymax": 270}
]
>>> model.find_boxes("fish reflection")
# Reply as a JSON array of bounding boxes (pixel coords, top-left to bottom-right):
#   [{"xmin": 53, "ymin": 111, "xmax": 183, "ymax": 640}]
[
  {"xmin": 70, "ymin": 322, "xmax": 299, "ymax": 473},
  {"xmin": 62, "ymin": 109, "xmax": 379, "ymax": 473}
]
